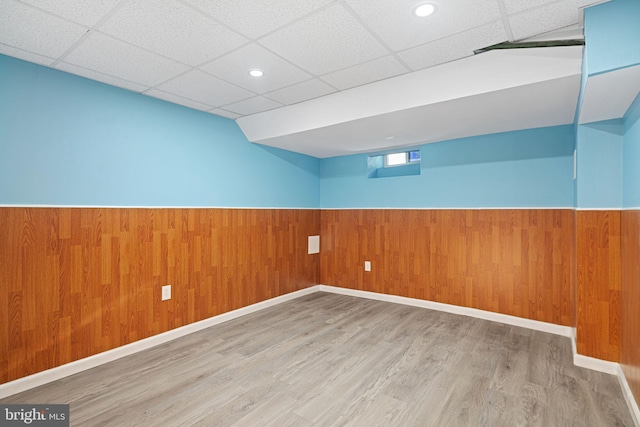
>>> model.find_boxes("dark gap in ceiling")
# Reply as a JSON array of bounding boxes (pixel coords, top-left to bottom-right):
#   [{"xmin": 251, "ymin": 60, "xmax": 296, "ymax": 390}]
[{"xmin": 474, "ymin": 39, "xmax": 585, "ymax": 55}]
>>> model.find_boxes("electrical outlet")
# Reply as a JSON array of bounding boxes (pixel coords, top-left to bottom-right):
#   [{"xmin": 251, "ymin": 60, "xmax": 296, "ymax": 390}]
[
  {"xmin": 364, "ymin": 261, "xmax": 371, "ymax": 272},
  {"xmin": 162, "ymin": 285, "xmax": 171, "ymax": 301}
]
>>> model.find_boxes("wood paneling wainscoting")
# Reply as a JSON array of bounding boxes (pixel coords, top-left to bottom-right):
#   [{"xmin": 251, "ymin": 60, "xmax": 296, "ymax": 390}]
[
  {"xmin": 576, "ymin": 210, "xmax": 621, "ymax": 362},
  {"xmin": 0, "ymin": 208, "xmax": 320, "ymax": 384},
  {"xmin": 3, "ymin": 206, "xmax": 636, "ymax": 398},
  {"xmin": 320, "ymin": 209, "xmax": 575, "ymax": 326},
  {"xmin": 621, "ymin": 209, "xmax": 640, "ymax": 409}
]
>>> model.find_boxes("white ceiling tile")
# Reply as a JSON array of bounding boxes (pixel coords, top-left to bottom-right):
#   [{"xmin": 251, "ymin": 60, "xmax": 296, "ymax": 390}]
[
  {"xmin": 509, "ymin": 0, "xmax": 580, "ymax": 41},
  {"xmin": 155, "ymin": 69, "xmax": 254, "ymax": 107},
  {"xmin": 0, "ymin": 0, "xmax": 597, "ymax": 158},
  {"xmin": 398, "ymin": 21, "xmax": 508, "ymax": 71},
  {"xmin": 20, "ymin": 0, "xmax": 121, "ymax": 27},
  {"xmin": 260, "ymin": 2, "xmax": 389, "ymax": 75},
  {"xmin": 201, "ymin": 44, "xmax": 311, "ymax": 94},
  {"xmin": 183, "ymin": 0, "xmax": 334, "ymax": 39},
  {"xmin": 503, "ymin": 0, "xmax": 558, "ymax": 15},
  {"xmin": 264, "ymin": 79, "xmax": 336, "ymax": 105},
  {"xmin": 0, "ymin": 0, "xmax": 88, "ymax": 58},
  {"xmin": 64, "ymin": 32, "xmax": 188, "ymax": 86},
  {"xmin": 55, "ymin": 61, "xmax": 150, "ymax": 92},
  {"xmin": 144, "ymin": 88, "xmax": 213, "ymax": 111},
  {"xmin": 577, "ymin": 0, "xmax": 610, "ymax": 7},
  {"xmin": 222, "ymin": 96, "xmax": 283, "ymax": 115},
  {"xmin": 344, "ymin": 0, "xmax": 502, "ymax": 51},
  {"xmin": 63, "ymin": 32, "xmax": 189, "ymax": 87},
  {"xmin": 209, "ymin": 108, "xmax": 242, "ymax": 120},
  {"xmin": 321, "ymin": 56, "xmax": 409, "ymax": 90},
  {"xmin": 518, "ymin": 24, "xmax": 584, "ymax": 42},
  {"xmin": 0, "ymin": 42, "xmax": 55, "ymax": 66},
  {"xmin": 99, "ymin": 0, "xmax": 247, "ymax": 66}
]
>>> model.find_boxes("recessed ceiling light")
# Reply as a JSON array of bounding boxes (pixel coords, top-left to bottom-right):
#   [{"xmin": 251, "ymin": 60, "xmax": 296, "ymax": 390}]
[
  {"xmin": 385, "ymin": 136, "xmax": 395, "ymax": 140},
  {"xmin": 414, "ymin": 3, "xmax": 436, "ymax": 17},
  {"xmin": 248, "ymin": 69, "xmax": 264, "ymax": 77}
]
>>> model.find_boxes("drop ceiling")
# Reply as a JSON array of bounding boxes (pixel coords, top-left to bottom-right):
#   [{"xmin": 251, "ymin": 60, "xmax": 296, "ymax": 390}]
[{"xmin": 0, "ymin": 0, "xmax": 619, "ymax": 158}]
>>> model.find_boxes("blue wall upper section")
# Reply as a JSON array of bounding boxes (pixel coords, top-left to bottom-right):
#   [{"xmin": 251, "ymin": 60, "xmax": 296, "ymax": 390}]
[
  {"xmin": 624, "ymin": 93, "xmax": 640, "ymax": 208},
  {"xmin": 321, "ymin": 126, "xmax": 575, "ymax": 208},
  {"xmin": 0, "ymin": 55, "xmax": 320, "ymax": 207},
  {"xmin": 584, "ymin": 0, "xmax": 640, "ymax": 76},
  {"xmin": 577, "ymin": 0, "xmax": 640, "ymax": 209},
  {"xmin": 576, "ymin": 120, "xmax": 624, "ymax": 209}
]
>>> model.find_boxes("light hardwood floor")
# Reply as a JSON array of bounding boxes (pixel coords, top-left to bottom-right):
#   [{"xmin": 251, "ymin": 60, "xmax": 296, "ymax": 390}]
[{"xmin": 2, "ymin": 292, "xmax": 635, "ymax": 426}]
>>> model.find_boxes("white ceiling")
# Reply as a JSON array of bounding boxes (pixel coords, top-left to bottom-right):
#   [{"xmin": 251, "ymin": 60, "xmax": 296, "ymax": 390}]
[
  {"xmin": 240, "ymin": 46, "xmax": 584, "ymax": 157},
  {"xmin": 0, "ymin": 0, "xmax": 622, "ymax": 158}
]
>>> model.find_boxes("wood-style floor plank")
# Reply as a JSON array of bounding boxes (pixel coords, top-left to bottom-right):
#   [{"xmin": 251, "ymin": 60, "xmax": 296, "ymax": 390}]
[{"xmin": 1, "ymin": 293, "xmax": 634, "ymax": 426}]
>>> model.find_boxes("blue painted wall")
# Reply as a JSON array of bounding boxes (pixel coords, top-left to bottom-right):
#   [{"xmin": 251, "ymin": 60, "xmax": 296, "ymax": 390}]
[
  {"xmin": 624, "ymin": 94, "xmax": 640, "ymax": 208},
  {"xmin": 576, "ymin": 120, "xmax": 624, "ymax": 208},
  {"xmin": 0, "ymin": 55, "xmax": 320, "ymax": 207},
  {"xmin": 576, "ymin": 0, "xmax": 640, "ymax": 209},
  {"xmin": 1, "ymin": 54, "xmax": 577, "ymax": 210},
  {"xmin": 321, "ymin": 126, "xmax": 575, "ymax": 208},
  {"xmin": 584, "ymin": 0, "xmax": 640, "ymax": 76}
]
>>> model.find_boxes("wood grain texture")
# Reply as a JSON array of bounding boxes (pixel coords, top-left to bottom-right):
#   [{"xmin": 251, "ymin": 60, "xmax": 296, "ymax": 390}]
[
  {"xmin": 621, "ymin": 209, "xmax": 640, "ymax": 408},
  {"xmin": 3, "ymin": 293, "xmax": 633, "ymax": 426},
  {"xmin": 576, "ymin": 210, "xmax": 621, "ymax": 362},
  {"xmin": 320, "ymin": 209, "xmax": 575, "ymax": 326},
  {"xmin": 0, "ymin": 208, "xmax": 320, "ymax": 384}
]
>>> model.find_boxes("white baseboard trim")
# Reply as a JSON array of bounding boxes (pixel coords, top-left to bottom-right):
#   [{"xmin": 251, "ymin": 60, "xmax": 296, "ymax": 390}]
[
  {"xmin": 0, "ymin": 286, "xmax": 318, "ymax": 400},
  {"xmin": 566, "ymin": 328, "xmax": 619, "ymax": 375},
  {"xmin": 617, "ymin": 365, "xmax": 640, "ymax": 427},
  {"xmin": 568, "ymin": 327, "xmax": 621, "ymax": 375},
  {"xmin": 569, "ymin": 330, "xmax": 640, "ymax": 426},
  {"xmin": 317, "ymin": 285, "xmax": 573, "ymax": 337},
  {"xmin": 2, "ymin": 284, "xmax": 639, "ymax": 427},
  {"xmin": 318, "ymin": 285, "xmax": 639, "ymax": 426},
  {"xmin": 573, "ymin": 353, "xmax": 620, "ymax": 375}
]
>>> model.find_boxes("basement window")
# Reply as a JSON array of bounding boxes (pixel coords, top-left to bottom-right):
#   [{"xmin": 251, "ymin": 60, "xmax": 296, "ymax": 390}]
[
  {"xmin": 384, "ymin": 150, "xmax": 421, "ymax": 167},
  {"xmin": 369, "ymin": 150, "xmax": 421, "ymax": 178}
]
